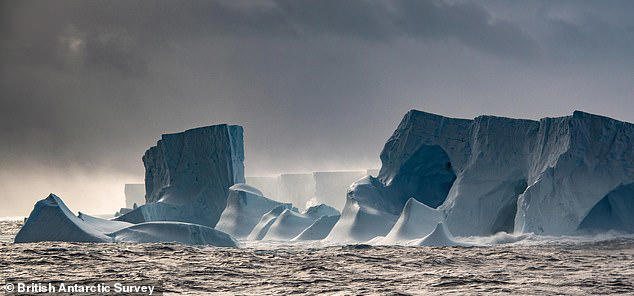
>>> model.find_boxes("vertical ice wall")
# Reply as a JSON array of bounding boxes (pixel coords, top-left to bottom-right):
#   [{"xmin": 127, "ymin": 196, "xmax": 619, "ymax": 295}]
[
  {"xmin": 124, "ymin": 184, "xmax": 145, "ymax": 208},
  {"xmin": 118, "ymin": 124, "xmax": 245, "ymax": 227},
  {"xmin": 246, "ymin": 171, "xmax": 372, "ymax": 210},
  {"xmin": 330, "ymin": 109, "xmax": 634, "ymax": 241},
  {"xmin": 313, "ymin": 171, "xmax": 366, "ymax": 210}
]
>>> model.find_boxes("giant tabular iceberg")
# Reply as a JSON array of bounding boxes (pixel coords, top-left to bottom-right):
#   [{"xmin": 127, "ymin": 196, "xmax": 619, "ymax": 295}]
[
  {"xmin": 16, "ymin": 194, "xmax": 238, "ymax": 247},
  {"xmin": 329, "ymin": 110, "xmax": 634, "ymax": 242},
  {"xmin": 247, "ymin": 171, "xmax": 370, "ymax": 210},
  {"xmin": 313, "ymin": 171, "xmax": 366, "ymax": 210},
  {"xmin": 578, "ymin": 182, "xmax": 634, "ymax": 233},
  {"xmin": 117, "ymin": 124, "xmax": 245, "ymax": 228},
  {"xmin": 215, "ymin": 184, "xmax": 293, "ymax": 238},
  {"xmin": 124, "ymin": 183, "xmax": 145, "ymax": 208}
]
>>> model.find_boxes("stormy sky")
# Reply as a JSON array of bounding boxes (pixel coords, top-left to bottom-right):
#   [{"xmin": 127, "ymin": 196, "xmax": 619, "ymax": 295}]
[{"xmin": 1, "ymin": 0, "xmax": 633, "ymax": 215}]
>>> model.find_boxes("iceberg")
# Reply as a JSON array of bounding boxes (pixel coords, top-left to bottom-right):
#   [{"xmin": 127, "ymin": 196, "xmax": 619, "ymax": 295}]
[
  {"xmin": 303, "ymin": 204, "xmax": 339, "ymax": 220},
  {"xmin": 16, "ymin": 194, "xmax": 238, "ymax": 247},
  {"xmin": 117, "ymin": 124, "xmax": 245, "ymax": 227},
  {"xmin": 262, "ymin": 209, "xmax": 315, "ymax": 241},
  {"xmin": 215, "ymin": 184, "xmax": 293, "ymax": 238},
  {"xmin": 313, "ymin": 171, "xmax": 366, "ymax": 210},
  {"xmin": 329, "ymin": 110, "xmax": 633, "ymax": 240},
  {"xmin": 108, "ymin": 221, "xmax": 238, "ymax": 246},
  {"xmin": 578, "ymin": 182, "xmax": 634, "ymax": 233},
  {"xmin": 15, "ymin": 194, "xmax": 111, "ymax": 243},
  {"xmin": 247, "ymin": 205, "xmax": 292, "ymax": 240},
  {"xmin": 291, "ymin": 215, "xmax": 340, "ymax": 241},
  {"xmin": 366, "ymin": 169, "xmax": 379, "ymax": 177},
  {"xmin": 354, "ymin": 110, "xmax": 633, "ymax": 237},
  {"xmin": 379, "ymin": 198, "xmax": 444, "ymax": 244},
  {"xmin": 326, "ymin": 176, "xmax": 400, "ymax": 243},
  {"xmin": 124, "ymin": 184, "xmax": 145, "ymax": 208},
  {"xmin": 78, "ymin": 212, "xmax": 133, "ymax": 233},
  {"xmin": 277, "ymin": 173, "xmax": 315, "ymax": 207},
  {"xmin": 245, "ymin": 176, "xmax": 280, "ymax": 201},
  {"xmin": 414, "ymin": 223, "xmax": 468, "ymax": 247}
]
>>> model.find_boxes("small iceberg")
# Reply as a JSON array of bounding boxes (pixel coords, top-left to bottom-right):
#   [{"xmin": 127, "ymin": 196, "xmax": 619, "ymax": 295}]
[{"xmin": 15, "ymin": 194, "xmax": 238, "ymax": 247}]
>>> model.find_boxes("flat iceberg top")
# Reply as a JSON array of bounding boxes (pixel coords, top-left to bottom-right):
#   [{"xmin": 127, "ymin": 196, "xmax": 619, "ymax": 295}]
[{"xmin": 376, "ymin": 109, "xmax": 634, "ymax": 237}]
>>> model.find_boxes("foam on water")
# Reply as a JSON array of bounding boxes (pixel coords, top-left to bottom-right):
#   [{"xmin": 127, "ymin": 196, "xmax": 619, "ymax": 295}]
[{"xmin": 2, "ymin": 221, "xmax": 633, "ymax": 295}]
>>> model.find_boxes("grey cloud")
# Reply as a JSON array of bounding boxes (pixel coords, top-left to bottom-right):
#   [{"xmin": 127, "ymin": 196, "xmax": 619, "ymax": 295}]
[{"xmin": 1, "ymin": 0, "xmax": 633, "ymax": 216}]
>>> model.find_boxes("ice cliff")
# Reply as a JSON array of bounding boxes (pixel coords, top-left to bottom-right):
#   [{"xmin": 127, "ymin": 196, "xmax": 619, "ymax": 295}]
[
  {"xmin": 117, "ymin": 124, "xmax": 245, "ymax": 228},
  {"xmin": 124, "ymin": 184, "xmax": 145, "ymax": 208},
  {"xmin": 330, "ymin": 110, "xmax": 634, "ymax": 242},
  {"xmin": 313, "ymin": 171, "xmax": 366, "ymax": 209},
  {"xmin": 578, "ymin": 182, "xmax": 634, "ymax": 233},
  {"xmin": 246, "ymin": 170, "xmax": 375, "ymax": 211}
]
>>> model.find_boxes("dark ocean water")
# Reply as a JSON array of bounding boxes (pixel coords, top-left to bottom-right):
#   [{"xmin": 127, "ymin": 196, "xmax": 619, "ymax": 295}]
[{"xmin": 1, "ymin": 220, "xmax": 634, "ymax": 295}]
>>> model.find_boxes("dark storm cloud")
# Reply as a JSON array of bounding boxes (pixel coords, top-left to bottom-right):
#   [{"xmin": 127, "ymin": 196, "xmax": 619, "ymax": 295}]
[
  {"xmin": 1, "ymin": 0, "xmax": 633, "ymax": 215},
  {"xmin": 0, "ymin": 0, "xmax": 540, "ymax": 171}
]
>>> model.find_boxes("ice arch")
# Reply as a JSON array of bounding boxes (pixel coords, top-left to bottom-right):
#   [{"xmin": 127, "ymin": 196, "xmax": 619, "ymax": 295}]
[{"xmin": 578, "ymin": 183, "xmax": 634, "ymax": 233}]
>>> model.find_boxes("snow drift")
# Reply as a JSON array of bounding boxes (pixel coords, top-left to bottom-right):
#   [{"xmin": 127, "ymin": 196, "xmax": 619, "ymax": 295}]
[
  {"xmin": 329, "ymin": 110, "xmax": 633, "ymax": 242},
  {"xmin": 124, "ymin": 184, "xmax": 145, "ymax": 208}
]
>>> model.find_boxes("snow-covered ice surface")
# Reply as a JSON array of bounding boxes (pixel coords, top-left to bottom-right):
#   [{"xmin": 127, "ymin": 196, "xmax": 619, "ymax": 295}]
[
  {"xmin": 261, "ymin": 209, "xmax": 314, "ymax": 241},
  {"xmin": 216, "ymin": 184, "xmax": 292, "ymax": 238},
  {"xmin": 108, "ymin": 221, "xmax": 238, "ymax": 247},
  {"xmin": 15, "ymin": 195, "xmax": 238, "ymax": 247},
  {"xmin": 375, "ymin": 198, "xmax": 444, "ymax": 245},
  {"xmin": 2, "ymin": 220, "xmax": 634, "ymax": 295}
]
